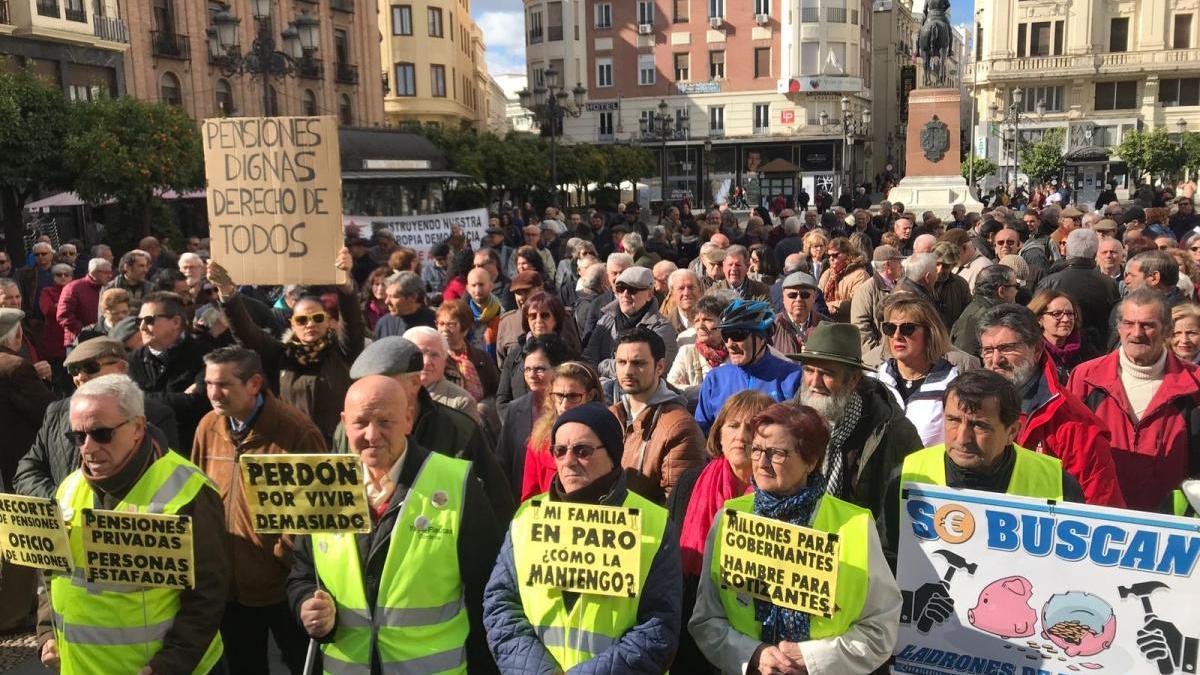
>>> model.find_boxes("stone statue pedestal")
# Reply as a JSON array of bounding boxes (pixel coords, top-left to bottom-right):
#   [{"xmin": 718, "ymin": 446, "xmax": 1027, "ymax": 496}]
[{"xmin": 886, "ymin": 87, "xmax": 982, "ymax": 217}]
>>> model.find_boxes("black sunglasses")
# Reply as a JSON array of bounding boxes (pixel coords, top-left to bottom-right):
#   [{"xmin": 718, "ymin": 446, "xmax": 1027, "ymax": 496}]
[
  {"xmin": 881, "ymin": 322, "xmax": 921, "ymax": 337},
  {"xmin": 64, "ymin": 419, "xmax": 132, "ymax": 447},
  {"xmin": 784, "ymin": 290, "xmax": 814, "ymax": 300},
  {"xmin": 550, "ymin": 443, "xmax": 599, "ymax": 460},
  {"xmin": 721, "ymin": 328, "xmax": 750, "ymax": 342},
  {"xmin": 67, "ymin": 359, "xmax": 119, "ymax": 377},
  {"xmin": 137, "ymin": 314, "xmax": 173, "ymax": 327}
]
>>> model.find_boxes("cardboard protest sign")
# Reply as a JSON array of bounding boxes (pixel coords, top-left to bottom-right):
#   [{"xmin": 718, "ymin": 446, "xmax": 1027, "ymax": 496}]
[
  {"xmin": 345, "ymin": 208, "xmax": 487, "ymax": 263},
  {"xmin": 202, "ymin": 116, "xmax": 345, "ymax": 285},
  {"xmin": 240, "ymin": 454, "xmax": 370, "ymax": 534},
  {"xmin": 0, "ymin": 494, "xmax": 72, "ymax": 572},
  {"xmin": 717, "ymin": 509, "xmax": 840, "ymax": 618},
  {"xmin": 518, "ymin": 500, "xmax": 642, "ymax": 598},
  {"xmin": 81, "ymin": 509, "xmax": 193, "ymax": 589},
  {"xmin": 893, "ymin": 484, "xmax": 1200, "ymax": 675}
]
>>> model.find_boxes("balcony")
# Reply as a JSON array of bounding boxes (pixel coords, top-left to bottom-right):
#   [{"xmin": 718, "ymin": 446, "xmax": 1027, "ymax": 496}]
[
  {"xmin": 330, "ymin": 0, "xmax": 352, "ymax": 11},
  {"xmin": 547, "ymin": 24, "xmax": 562, "ymax": 41},
  {"xmin": 800, "ymin": 7, "xmax": 818, "ymax": 22},
  {"xmin": 971, "ymin": 48, "xmax": 1200, "ymax": 82},
  {"xmin": 94, "ymin": 15, "xmax": 128, "ymax": 42},
  {"xmin": 528, "ymin": 27, "xmax": 542, "ymax": 44},
  {"xmin": 825, "ymin": 7, "xmax": 846, "ymax": 22},
  {"xmin": 36, "ymin": 0, "xmax": 59, "ymax": 18},
  {"xmin": 297, "ymin": 58, "xmax": 324, "ymax": 80},
  {"xmin": 152, "ymin": 31, "xmax": 191, "ymax": 60},
  {"xmin": 64, "ymin": 4, "xmax": 84, "ymax": 21},
  {"xmin": 335, "ymin": 61, "xmax": 358, "ymax": 84}
]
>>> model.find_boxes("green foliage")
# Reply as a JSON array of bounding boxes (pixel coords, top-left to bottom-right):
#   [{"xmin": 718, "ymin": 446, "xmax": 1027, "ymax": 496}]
[
  {"xmin": 1117, "ymin": 128, "xmax": 1186, "ymax": 182},
  {"xmin": 1183, "ymin": 132, "xmax": 1200, "ymax": 174},
  {"xmin": 961, "ymin": 155, "xmax": 997, "ymax": 192},
  {"xmin": 415, "ymin": 127, "xmax": 549, "ymax": 205},
  {"xmin": 1019, "ymin": 129, "xmax": 1065, "ymax": 185},
  {"xmin": 603, "ymin": 145, "xmax": 656, "ymax": 192},
  {"xmin": 65, "ymin": 97, "xmax": 203, "ymax": 239}
]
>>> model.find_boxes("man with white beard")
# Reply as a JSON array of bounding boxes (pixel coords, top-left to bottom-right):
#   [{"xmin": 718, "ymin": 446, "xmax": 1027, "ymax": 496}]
[{"xmin": 789, "ymin": 322, "xmax": 923, "ymax": 518}]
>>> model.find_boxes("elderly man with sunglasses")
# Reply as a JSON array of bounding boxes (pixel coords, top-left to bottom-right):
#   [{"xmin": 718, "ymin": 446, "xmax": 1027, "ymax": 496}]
[
  {"xmin": 770, "ymin": 271, "xmax": 830, "ymax": 354},
  {"xmin": 14, "ymin": 337, "xmax": 179, "ymax": 499}
]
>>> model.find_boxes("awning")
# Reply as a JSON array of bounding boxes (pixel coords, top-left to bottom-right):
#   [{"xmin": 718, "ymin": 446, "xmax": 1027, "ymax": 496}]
[
  {"xmin": 341, "ymin": 170, "xmax": 472, "ymax": 180},
  {"xmin": 24, "ymin": 189, "xmax": 206, "ymax": 211}
]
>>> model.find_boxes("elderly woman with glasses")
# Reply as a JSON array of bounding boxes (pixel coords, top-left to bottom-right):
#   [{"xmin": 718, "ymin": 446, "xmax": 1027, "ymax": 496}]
[
  {"xmin": 690, "ymin": 403, "xmax": 900, "ymax": 675},
  {"xmin": 1027, "ymin": 289, "xmax": 1095, "ymax": 374},
  {"xmin": 497, "ymin": 291, "xmax": 570, "ymax": 414},
  {"xmin": 484, "ymin": 401, "xmax": 682, "ymax": 674},
  {"xmin": 207, "ymin": 250, "xmax": 364, "ymax": 444}
]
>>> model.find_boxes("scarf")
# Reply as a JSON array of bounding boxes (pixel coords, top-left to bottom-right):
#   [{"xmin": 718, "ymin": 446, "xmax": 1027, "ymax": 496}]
[
  {"xmin": 448, "ymin": 349, "xmax": 484, "ymax": 401},
  {"xmin": 752, "ymin": 485, "xmax": 825, "ymax": 643},
  {"xmin": 695, "ymin": 340, "xmax": 728, "ymax": 369},
  {"xmin": 820, "ymin": 391, "xmax": 864, "ymax": 499},
  {"xmin": 614, "ymin": 302, "xmax": 651, "ymax": 332},
  {"xmin": 282, "ymin": 331, "xmax": 333, "ymax": 368},
  {"xmin": 1043, "ymin": 333, "xmax": 1081, "ymax": 368},
  {"xmin": 680, "ymin": 458, "xmax": 751, "ymax": 577},
  {"xmin": 470, "ymin": 295, "xmax": 502, "ymax": 323},
  {"xmin": 823, "ymin": 259, "xmax": 849, "ymax": 301}
]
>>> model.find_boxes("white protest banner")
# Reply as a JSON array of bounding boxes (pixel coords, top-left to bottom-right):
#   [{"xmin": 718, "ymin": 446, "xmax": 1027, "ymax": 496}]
[
  {"xmin": 344, "ymin": 208, "xmax": 488, "ymax": 262},
  {"xmin": 893, "ymin": 483, "xmax": 1200, "ymax": 675},
  {"xmin": 202, "ymin": 116, "xmax": 346, "ymax": 285},
  {"xmin": 0, "ymin": 494, "xmax": 72, "ymax": 572},
  {"xmin": 240, "ymin": 454, "xmax": 370, "ymax": 534},
  {"xmin": 517, "ymin": 500, "xmax": 642, "ymax": 598}
]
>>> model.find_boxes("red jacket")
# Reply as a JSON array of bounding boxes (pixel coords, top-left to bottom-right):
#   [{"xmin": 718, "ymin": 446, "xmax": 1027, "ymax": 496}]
[
  {"xmin": 1067, "ymin": 349, "xmax": 1200, "ymax": 511},
  {"xmin": 56, "ymin": 275, "xmax": 102, "ymax": 346},
  {"xmin": 38, "ymin": 286, "xmax": 66, "ymax": 360},
  {"xmin": 1019, "ymin": 356, "xmax": 1125, "ymax": 507}
]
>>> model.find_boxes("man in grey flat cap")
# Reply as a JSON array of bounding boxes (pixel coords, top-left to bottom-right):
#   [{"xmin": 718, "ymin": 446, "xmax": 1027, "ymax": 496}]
[
  {"xmin": 584, "ymin": 266, "xmax": 678, "ymax": 378},
  {"xmin": 770, "ymin": 271, "xmax": 830, "ymax": 354},
  {"xmin": 332, "ymin": 337, "xmax": 515, "ymax": 521}
]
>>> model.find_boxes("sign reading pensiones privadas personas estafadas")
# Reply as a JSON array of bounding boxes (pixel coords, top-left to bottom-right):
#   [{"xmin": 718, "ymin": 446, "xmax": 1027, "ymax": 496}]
[
  {"xmin": 0, "ymin": 493, "xmax": 72, "ymax": 573},
  {"xmin": 517, "ymin": 501, "xmax": 643, "ymax": 598},
  {"xmin": 240, "ymin": 454, "xmax": 370, "ymax": 534},
  {"xmin": 81, "ymin": 509, "xmax": 194, "ymax": 589}
]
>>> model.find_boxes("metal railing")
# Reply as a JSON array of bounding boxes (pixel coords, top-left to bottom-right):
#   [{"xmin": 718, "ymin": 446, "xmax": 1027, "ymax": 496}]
[
  {"xmin": 335, "ymin": 61, "xmax": 358, "ymax": 83},
  {"xmin": 64, "ymin": 4, "xmax": 85, "ymax": 21},
  {"xmin": 825, "ymin": 7, "xmax": 846, "ymax": 22},
  {"xmin": 94, "ymin": 15, "xmax": 128, "ymax": 42},
  {"xmin": 151, "ymin": 31, "xmax": 191, "ymax": 60},
  {"xmin": 297, "ymin": 58, "xmax": 324, "ymax": 79},
  {"xmin": 800, "ymin": 7, "xmax": 818, "ymax": 22},
  {"xmin": 529, "ymin": 27, "xmax": 542, "ymax": 43},
  {"xmin": 547, "ymin": 24, "xmax": 562, "ymax": 41},
  {"xmin": 36, "ymin": 0, "xmax": 59, "ymax": 18}
]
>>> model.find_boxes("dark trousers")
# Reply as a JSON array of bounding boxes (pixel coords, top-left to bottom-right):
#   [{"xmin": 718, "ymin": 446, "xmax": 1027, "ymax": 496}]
[{"xmin": 220, "ymin": 600, "xmax": 308, "ymax": 675}]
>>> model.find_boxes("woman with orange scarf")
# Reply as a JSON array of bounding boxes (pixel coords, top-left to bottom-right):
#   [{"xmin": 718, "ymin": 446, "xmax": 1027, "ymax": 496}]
[{"xmin": 817, "ymin": 236, "xmax": 872, "ymax": 321}]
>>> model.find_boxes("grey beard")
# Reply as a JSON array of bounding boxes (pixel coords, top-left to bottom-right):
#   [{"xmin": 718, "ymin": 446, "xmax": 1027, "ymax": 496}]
[
  {"xmin": 1009, "ymin": 360, "xmax": 1040, "ymax": 390},
  {"xmin": 799, "ymin": 382, "xmax": 855, "ymax": 426}
]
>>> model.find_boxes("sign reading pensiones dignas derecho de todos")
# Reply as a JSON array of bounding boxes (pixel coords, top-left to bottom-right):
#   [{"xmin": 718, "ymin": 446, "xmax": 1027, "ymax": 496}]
[
  {"xmin": 0, "ymin": 494, "xmax": 72, "ymax": 573},
  {"xmin": 239, "ymin": 454, "xmax": 370, "ymax": 534},
  {"xmin": 202, "ymin": 116, "xmax": 346, "ymax": 286},
  {"xmin": 517, "ymin": 501, "xmax": 643, "ymax": 598},
  {"xmin": 81, "ymin": 509, "xmax": 194, "ymax": 589},
  {"xmin": 717, "ymin": 510, "xmax": 840, "ymax": 617},
  {"xmin": 893, "ymin": 484, "xmax": 1200, "ymax": 675},
  {"xmin": 344, "ymin": 208, "xmax": 488, "ymax": 263}
]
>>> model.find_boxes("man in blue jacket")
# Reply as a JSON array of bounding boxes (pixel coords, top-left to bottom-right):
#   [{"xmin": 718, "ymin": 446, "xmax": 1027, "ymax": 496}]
[{"xmin": 693, "ymin": 300, "xmax": 803, "ymax": 434}]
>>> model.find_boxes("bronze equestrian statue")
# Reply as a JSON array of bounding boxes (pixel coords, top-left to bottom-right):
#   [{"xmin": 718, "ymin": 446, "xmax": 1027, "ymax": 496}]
[{"xmin": 918, "ymin": 0, "xmax": 952, "ymax": 87}]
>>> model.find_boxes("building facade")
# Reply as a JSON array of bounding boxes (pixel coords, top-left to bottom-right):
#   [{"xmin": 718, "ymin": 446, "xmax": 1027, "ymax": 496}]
[
  {"xmin": 523, "ymin": 0, "xmax": 874, "ymax": 209},
  {"xmin": 121, "ymin": 0, "xmax": 384, "ymax": 125},
  {"xmin": 0, "ymin": 0, "xmax": 128, "ymax": 99},
  {"xmin": 970, "ymin": 0, "xmax": 1200, "ymax": 204},
  {"xmin": 380, "ymin": 0, "xmax": 495, "ymax": 130}
]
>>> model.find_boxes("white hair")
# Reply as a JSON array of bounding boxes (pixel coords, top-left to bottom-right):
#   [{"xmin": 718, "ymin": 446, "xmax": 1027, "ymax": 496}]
[
  {"xmin": 0, "ymin": 318, "xmax": 21, "ymax": 347},
  {"xmin": 1065, "ymin": 228, "xmax": 1099, "ymax": 259},
  {"xmin": 606, "ymin": 253, "xmax": 634, "ymax": 270},
  {"xmin": 73, "ymin": 374, "xmax": 145, "ymax": 420},
  {"xmin": 88, "ymin": 257, "xmax": 112, "ymax": 275},
  {"xmin": 783, "ymin": 216, "xmax": 801, "ymax": 235},
  {"xmin": 178, "ymin": 252, "xmax": 203, "ymax": 267},
  {"xmin": 581, "ymin": 262, "xmax": 607, "ymax": 293},
  {"xmin": 903, "ymin": 252, "xmax": 938, "ymax": 282},
  {"xmin": 912, "ymin": 234, "xmax": 937, "ymax": 253},
  {"xmin": 403, "ymin": 325, "xmax": 449, "ymax": 355},
  {"xmin": 32, "ymin": 242, "xmax": 52, "ymax": 253},
  {"xmin": 52, "ymin": 263, "xmax": 73, "ymax": 276},
  {"xmin": 622, "ymin": 233, "xmax": 644, "ymax": 254},
  {"xmin": 667, "ymin": 267, "xmax": 699, "ymax": 290}
]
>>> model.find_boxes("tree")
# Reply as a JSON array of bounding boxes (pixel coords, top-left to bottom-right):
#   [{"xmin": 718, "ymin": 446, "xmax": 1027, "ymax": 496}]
[
  {"xmin": 1183, "ymin": 132, "xmax": 1200, "ymax": 176},
  {"xmin": 65, "ymin": 97, "xmax": 203, "ymax": 244},
  {"xmin": 603, "ymin": 145, "xmax": 656, "ymax": 201},
  {"xmin": 961, "ymin": 155, "xmax": 997, "ymax": 194},
  {"xmin": 1116, "ymin": 128, "xmax": 1185, "ymax": 184},
  {"xmin": 0, "ymin": 69, "xmax": 73, "ymax": 260},
  {"xmin": 1019, "ymin": 129, "xmax": 1065, "ymax": 186}
]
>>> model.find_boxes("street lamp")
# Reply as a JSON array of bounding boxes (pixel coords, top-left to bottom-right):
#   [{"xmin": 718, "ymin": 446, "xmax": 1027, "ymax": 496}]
[
  {"xmin": 1178, "ymin": 118, "xmax": 1189, "ymax": 149},
  {"xmin": 516, "ymin": 65, "xmax": 585, "ymax": 207},
  {"xmin": 991, "ymin": 88, "xmax": 1028, "ymax": 192},
  {"xmin": 640, "ymin": 99, "xmax": 683, "ymax": 209},
  {"xmin": 208, "ymin": 4, "xmax": 321, "ymax": 116},
  {"xmin": 821, "ymin": 97, "xmax": 871, "ymax": 196},
  {"xmin": 703, "ymin": 137, "xmax": 713, "ymax": 207}
]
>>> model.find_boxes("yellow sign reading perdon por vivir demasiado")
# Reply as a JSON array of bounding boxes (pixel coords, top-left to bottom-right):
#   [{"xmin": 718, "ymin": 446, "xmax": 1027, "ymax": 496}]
[
  {"xmin": 240, "ymin": 454, "xmax": 370, "ymax": 534},
  {"xmin": 719, "ymin": 510, "xmax": 840, "ymax": 618},
  {"xmin": 519, "ymin": 501, "xmax": 643, "ymax": 598},
  {"xmin": 81, "ymin": 508, "xmax": 194, "ymax": 589},
  {"xmin": 0, "ymin": 493, "xmax": 72, "ymax": 573}
]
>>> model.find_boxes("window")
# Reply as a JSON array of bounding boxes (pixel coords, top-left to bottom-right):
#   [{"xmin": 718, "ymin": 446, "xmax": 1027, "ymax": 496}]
[
  {"xmin": 976, "ymin": 23, "xmax": 983, "ymax": 60},
  {"xmin": 753, "ymin": 103, "xmax": 769, "ymax": 132},
  {"xmin": 339, "ymin": 94, "xmax": 352, "ymax": 125},
  {"xmin": 709, "ymin": 0, "xmax": 723, "ymax": 18},
  {"xmin": 1019, "ymin": 85, "xmax": 1064, "ymax": 112},
  {"xmin": 392, "ymin": 5, "xmax": 412, "ymax": 35},
  {"xmin": 152, "ymin": 0, "xmax": 173, "ymax": 32},
  {"xmin": 1160, "ymin": 78, "xmax": 1200, "ymax": 107},
  {"xmin": 598, "ymin": 111, "xmax": 614, "ymax": 138},
  {"xmin": 1175, "ymin": 14, "xmax": 1193, "ymax": 49},
  {"xmin": 528, "ymin": 10, "xmax": 542, "ymax": 43},
  {"xmin": 709, "ymin": 105, "xmax": 724, "ymax": 132},
  {"xmin": 754, "ymin": 47, "xmax": 770, "ymax": 78},
  {"xmin": 801, "ymin": 0, "xmax": 818, "ymax": 22},
  {"xmin": 596, "ymin": 58, "xmax": 613, "ymax": 87},
  {"xmin": 1029, "ymin": 21, "xmax": 1052, "ymax": 56},
  {"xmin": 265, "ymin": 85, "xmax": 278, "ymax": 116},
  {"xmin": 548, "ymin": 1, "xmax": 562, "ymax": 40},
  {"xmin": 754, "ymin": 0, "xmax": 769, "ymax": 15},
  {"xmin": 303, "ymin": 89, "xmax": 318, "ymax": 116},
  {"xmin": 638, "ymin": 54, "xmax": 656, "ymax": 85},
  {"xmin": 827, "ymin": 42, "xmax": 847, "ymax": 74},
  {"xmin": 395, "ymin": 62, "xmax": 416, "ymax": 96},
  {"xmin": 595, "ymin": 3, "xmax": 611, "ymax": 28},
  {"xmin": 1094, "ymin": 80, "xmax": 1138, "ymax": 110},
  {"xmin": 674, "ymin": 52, "xmax": 689, "ymax": 80},
  {"xmin": 215, "ymin": 79, "xmax": 233, "ymax": 116},
  {"xmin": 1109, "ymin": 18, "xmax": 1128, "ymax": 52},
  {"xmin": 159, "ymin": 72, "xmax": 181, "ymax": 106},
  {"xmin": 673, "ymin": 0, "xmax": 688, "ymax": 22},
  {"xmin": 801, "ymin": 41, "xmax": 819, "ymax": 75},
  {"xmin": 637, "ymin": 0, "xmax": 653, "ymax": 25},
  {"xmin": 709, "ymin": 50, "xmax": 725, "ymax": 79},
  {"xmin": 826, "ymin": 0, "xmax": 845, "ymax": 23},
  {"xmin": 431, "ymin": 64, "xmax": 446, "ymax": 96},
  {"xmin": 428, "ymin": 7, "xmax": 443, "ymax": 37}
]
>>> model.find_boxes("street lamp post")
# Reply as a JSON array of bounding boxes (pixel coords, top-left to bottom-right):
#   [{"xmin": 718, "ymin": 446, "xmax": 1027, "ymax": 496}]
[
  {"xmin": 516, "ymin": 67, "xmax": 586, "ymax": 208},
  {"xmin": 989, "ymin": 88, "xmax": 1041, "ymax": 192},
  {"xmin": 703, "ymin": 137, "xmax": 713, "ymax": 207},
  {"xmin": 820, "ymin": 96, "xmax": 871, "ymax": 197},
  {"xmin": 641, "ymin": 100, "xmax": 678, "ymax": 210},
  {"xmin": 207, "ymin": 0, "xmax": 321, "ymax": 116},
  {"xmin": 1178, "ymin": 118, "xmax": 1188, "ymax": 149}
]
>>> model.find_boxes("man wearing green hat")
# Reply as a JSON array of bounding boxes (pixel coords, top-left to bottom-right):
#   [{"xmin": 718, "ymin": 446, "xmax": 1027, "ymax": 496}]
[{"xmin": 790, "ymin": 322, "xmax": 923, "ymax": 517}]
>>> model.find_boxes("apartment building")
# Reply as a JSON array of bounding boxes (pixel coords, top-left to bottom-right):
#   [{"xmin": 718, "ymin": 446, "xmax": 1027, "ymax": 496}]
[{"xmin": 0, "ymin": 0, "xmax": 128, "ymax": 99}]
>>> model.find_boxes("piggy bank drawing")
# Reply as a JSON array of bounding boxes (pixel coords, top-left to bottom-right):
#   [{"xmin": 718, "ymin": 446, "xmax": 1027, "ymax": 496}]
[
  {"xmin": 1040, "ymin": 592, "xmax": 1117, "ymax": 657},
  {"xmin": 968, "ymin": 576, "xmax": 1036, "ymax": 638}
]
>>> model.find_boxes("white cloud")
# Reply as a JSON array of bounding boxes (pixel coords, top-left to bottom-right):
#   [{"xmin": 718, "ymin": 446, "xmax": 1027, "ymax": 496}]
[{"xmin": 479, "ymin": 11, "xmax": 527, "ymax": 81}]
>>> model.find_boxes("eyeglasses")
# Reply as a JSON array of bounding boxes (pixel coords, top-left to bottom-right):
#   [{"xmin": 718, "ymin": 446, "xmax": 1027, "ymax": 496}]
[
  {"xmin": 784, "ymin": 290, "xmax": 814, "ymax": 301},
  {"xmin": 67, "ymin": 359, "xmax": 121, "ymax": 377},
  {"xmin": 721, "ymin": 328, "xmax": 750, "ymax": 342},
  {"xmin": 614, "ymin": 285, "xmax": 643, "ymax": 295},
  {"xmin": 137, "ymin": 314, "xmax": 172, "ymax": 327},
  {"xmin": 750, "ymin": 445, "xmax": 791, "ymax": 464},
  {"xmin": 828, "ymin": 252, "xmax": 843, "ymax": 260},
  {"xmin": 1044, "ymin": 309, "xmax": 1076, "ymax": 320},
  {"xmin": 980, "ymin": 343, "xmax": 1025, "ymax": 358},
  {"xmin": 550, "ymin": 443, "xmax": 600, "ymax": 460},
  {"xmin": 64, "ymin": 419, "xmax": 132, "ymax": 447},
  {"xmin": 292, "ymin": 312, "xmax": 327, "ymax": 326},
  {"xmin": 881, "ymin": 322, "xmax": 921, "ymax": 337},
  {"xmin": 551, "ymin": 391, "xmax": 585, "ymax": 405},
  {"xmin": 524, "ymin": 365, "xmax": 549, "ymax": 376},
  {"xmin": 34, "ymin": 251, "xmax": 52, "ymax": 257},
  {"xmin": 54, "ymin": 272, "xmax": 72, "ymax": 278}
]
